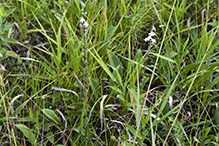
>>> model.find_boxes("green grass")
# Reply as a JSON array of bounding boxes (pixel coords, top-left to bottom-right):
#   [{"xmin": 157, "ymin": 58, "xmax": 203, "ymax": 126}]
[{"xmin": 0, "ymin": 0, "xmax": 219, "ymax": 145}]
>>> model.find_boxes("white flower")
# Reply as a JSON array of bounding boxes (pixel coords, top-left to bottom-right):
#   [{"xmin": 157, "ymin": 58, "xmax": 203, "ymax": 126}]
[
  {"xmin": 151, "ymin": 25, "xmax": 156, "ymax": 31},
  {"xmin": 148, "ymin": 31, "xmax": 156, "ymax": 37},
  {"xmin": 82, "ymin": 12, "xmax": 87, "ymax": 15},
  {"xmin": 80, "ymin": 1, "xmax": 86, "ymax": 7},
  {"xmin": 80, "ymin": 17, "xmax": 85, "ymax": 23},
  {"xmin": 144, "ymin": 26, "xmax": 157, "ymax": 45},
  {"xmin": 144, "ymin": 36, "xmax": 151, "ymax": 42},
  {"xmin": 83, "ymin": 21, "xmax": 89, "ymax": 28},
  {"xmin": 151, "ymin": 38, "xmax": 156, "ymax": 44}
]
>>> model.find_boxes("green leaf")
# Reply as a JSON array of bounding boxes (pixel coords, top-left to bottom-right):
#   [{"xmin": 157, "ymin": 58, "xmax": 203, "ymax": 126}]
[
  {"xmin": 164, "ymin": 51, "xmax": 178, "ymax": 58},
  {"xmin": 4, "ymin": 8, "xmax": 16, "ymax": 17},
  {"xmin": 107, "ymin": 26, "xmax": 116, "ymax": 38},
  {"xmin": 0, "ymin": 117, "xmax": 17, "ymax": 121},
  {"xmin": 154, "ymin": 69, "xmax": 181, "ymax": 123},
  {"xmin": 0, "ymin": 35, "xmax": 7, "ymax": 41},
  {"xmin": 42, "ymin": 109, "xmax": 64, "ymax": 126},
  {"xmin": 192, "ymin": 68, "xmax": 216, "ymax": 90},
  {"xmin": 5, "ymin": 51, "xmax": 19, "ymax": 58},
  {"xmin": 16, "ymin": 124, "xmax": 35, "ymax": 145},
  {"xmin": 90, "ymin": 77, "xmax": 100, "ymax": 98},
  {"xmin": 46, "ymin": 132, "xmax": 54, "ymax": 144},
  {"xmin": 125, "ymin": 124, "xmax": 142, "ymax": 140},
  {"xmin": 34, "ymin": 122, "xmax": 42, "ymax": 130},
  {"xmin": 89, "ymin": 49, "xmax": 115, "ymax": 82},
  {"xmin": 4, "ymin": 38, "xmax": 18, "ymax": 43},
  {"xmin": 110, "ymin": 65, "xmax": 123, "ymax": 86},
  {"xmin": 5, "ymin": 23, "xmax": 14, "ymax": 31},
  {"xmin": 64, "ymin": 53, "xmax": 84, "ymax": 69},
  {"xmin": 66, "ymin": 110, "xmax": 82, "ymax": 115},
  {"xmin": 216, "ymin": 107, "xmax": 219, "ymax": 125},
  {"xmin": 0, "ymin": 24, "xmax": 6, "ymax": 33},
  {"xmin": 0, "ymin": 4, "xmax": 6, "ymax": 16},
  {"xmin": 39, "ymin": 61, "xmax": 56, "ymax": 76},
  {"xmin": 67, "ymin": 102, "xmax": 84, "ymax": 109},
  {"xmin": 117, "ymin": 94, "xmax": 126, "ymax": 102},
  {"xmin": 109, "ymin": 86, "xmax": 123, "ymax": 95},
  {"xmin": 154, "ymin": 101, "xmax": 182, "ymax": 125},
  {"xmin": 109, "ymin": 52, "xmax": 121, "ymax": 68},
  {"xmin": 201, "ymin": 127, "xmax": 211, "ymax": 142},
  {"xmin": 203, "ymin": 75, "xmax": 219, "ymax": 103},
  {"xmin": 150, "ymin": 52, "xmax": 176, "ymax": 64},
  {"xmin": 18, "ymin": 116, "xmax": 33, "ymax": 122}
]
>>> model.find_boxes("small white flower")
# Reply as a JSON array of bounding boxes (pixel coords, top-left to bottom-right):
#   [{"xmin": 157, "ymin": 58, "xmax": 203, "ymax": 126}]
[
  {"xmin": 0, "ymin": 53, "xmax": 2, "ymax": 57},
  {"xmin": 80, "ymin": 17, "xmax": 85, "ymax": 23},
  {"xmin": 144, "ymin": 26, "xmax": 157, "ymax": 45},
  {"xmin": 151, "ymin": 25, "xmax": 156, "ymax": 31},
  {"xmin": 151, "ymin": 38, "xmax": 156, "ymax": 44},
  {"xmin": 83, "ymin": 21, "xmax": 89, "ymax": 28},
  {"xmin": 144, "ymin": 36, "xmax": 151, "ymax": 42},
  {"xmin": 82, "ymin": 12, "xmax": 87, "ymax": 15},
  {"xmin": 79, "ymin": 1, "xmax": 89, "ymax": 29},
  {"xmin": 149, "ymin": 31, "xmax": 156, "ymax": 37},
  {"xmin": 80, "ymin": 1, "xmax": 86, "ymax": 7}
]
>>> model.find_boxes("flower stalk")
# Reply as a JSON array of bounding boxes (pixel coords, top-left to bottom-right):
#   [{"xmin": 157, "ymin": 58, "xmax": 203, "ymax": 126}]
[{"xmin": 80, "ymin": 1, "xmax": 89, "ymax": 94}]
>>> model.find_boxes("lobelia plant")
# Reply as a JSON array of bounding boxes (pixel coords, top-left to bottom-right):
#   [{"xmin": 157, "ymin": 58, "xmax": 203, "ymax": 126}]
[
  {"xmin": 79, "ymin": 1, "xmax": 89, "ymax": 92},
  {"xmin": 79, "ymin": 1, "xmax": 91, "ymax": 143}
]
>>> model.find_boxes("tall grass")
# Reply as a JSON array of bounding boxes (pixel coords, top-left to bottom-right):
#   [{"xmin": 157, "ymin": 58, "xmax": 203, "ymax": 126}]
[{"xmin": 0, "ymin": 0, "xmax": 219, "ymax": 145}]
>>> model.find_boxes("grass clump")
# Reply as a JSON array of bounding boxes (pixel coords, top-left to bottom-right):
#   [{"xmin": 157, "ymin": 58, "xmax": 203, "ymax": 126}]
[{"xmin": 0, "ymin": 0, "xmax": 219, "ymax": 145}]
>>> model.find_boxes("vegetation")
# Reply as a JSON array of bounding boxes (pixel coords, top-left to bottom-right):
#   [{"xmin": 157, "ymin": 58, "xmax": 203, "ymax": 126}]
[{"xmin": 0, "ymin": 0, "xmax": 219, "ymax": 145}]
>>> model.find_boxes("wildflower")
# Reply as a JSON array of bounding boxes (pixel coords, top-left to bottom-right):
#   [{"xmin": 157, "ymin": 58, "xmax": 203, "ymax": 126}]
[
  {"xmin": 79, "ymin": 1, "xmax": 89, "ymax": 98},
  {"xmin": 151, "ymin": 25, "xmax": 156, "ymax": 31},
  {"xmin": 150, "ymin": 38, "xmax": 156, "ymax": 44},
  {"xmin": 83, "ymin": 21, "xmax": 89, "ymax": 28},
  {"xmin": 82, "ymin": 12, "xmax": 87, "ymax": 15},
  {"xmin": 144, "ymin": 36, "xmax": 151, "ymax": 42},
  {"xmin": 144, "ymin": 25, "xmax": 157, "ymax": 45},
  {"xmin": 80, "ymin": 1, "xmax": 86, "ymax": 7},
  {"xmin": 80, "ymin": 1, "xmax": 89, "ymax": 29},
  {"xmin": 148, "ymin": 31, "xmax": 156, "ymax": 37},
  {"xmin": 80, "ymin": 17, "xmax": 86, "ymax": 23}
]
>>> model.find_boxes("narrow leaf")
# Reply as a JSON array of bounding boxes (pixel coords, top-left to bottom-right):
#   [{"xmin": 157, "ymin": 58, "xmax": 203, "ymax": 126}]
[
  {"xmin": 16, "ymin": 124, "xmax": 35, "ymax": 145},
  {"xmin": 42, "ymin": 109, "xmax": 64, "ymax": 126}
]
